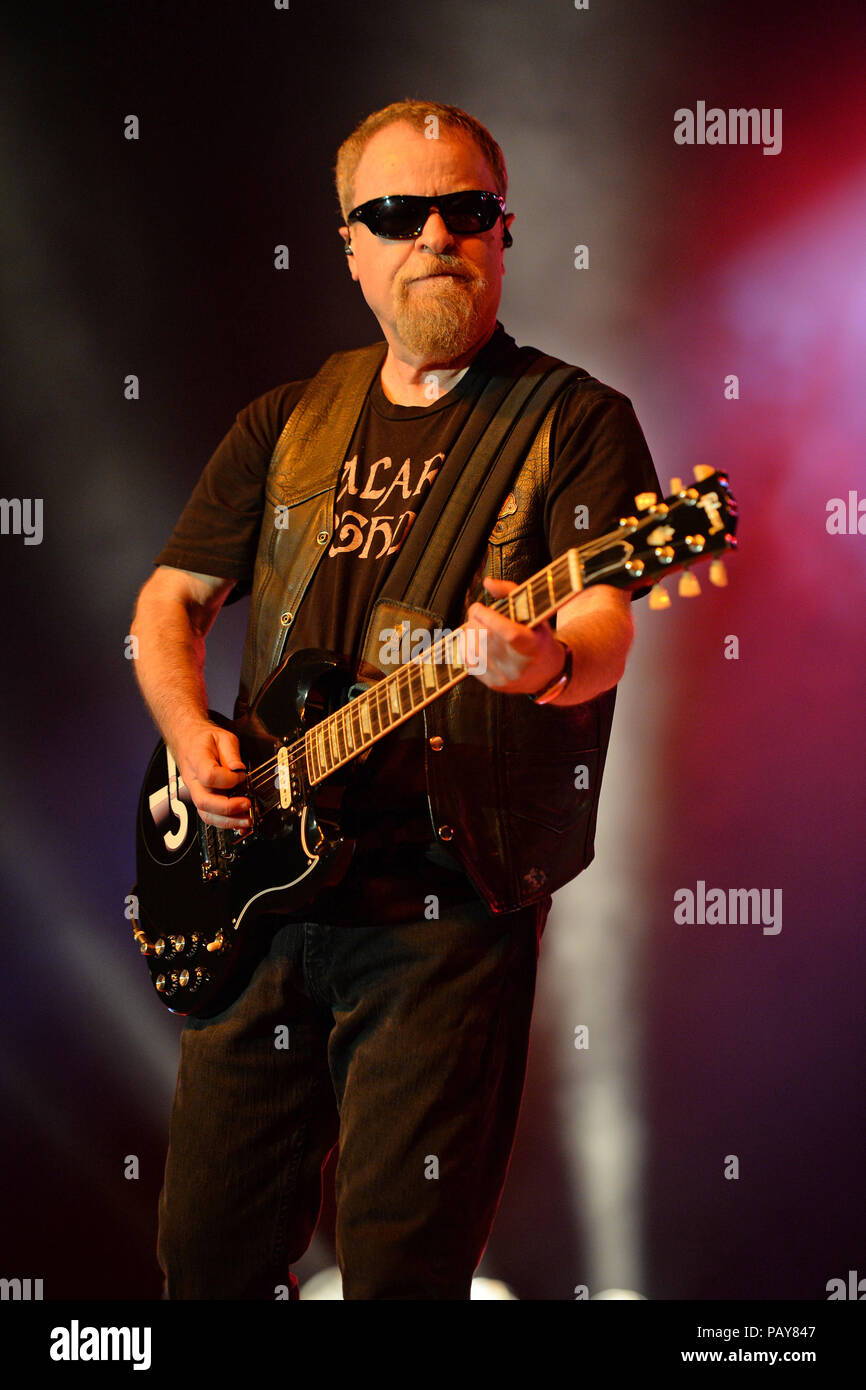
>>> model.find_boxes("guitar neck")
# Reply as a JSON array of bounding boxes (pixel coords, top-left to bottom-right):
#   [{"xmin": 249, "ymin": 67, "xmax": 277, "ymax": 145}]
[
  {"xmin": 276, "ymin": 466, "xmax": 737, "ymax": 791},
  {"xmin": 302, "ymin": 546, "xmax": 587, "ymax": 786}
]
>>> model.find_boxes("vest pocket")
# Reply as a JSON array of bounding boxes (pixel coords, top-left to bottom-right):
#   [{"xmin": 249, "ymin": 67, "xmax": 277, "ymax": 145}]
[{"xmin": 504, "ymin": 746, "xmax": 600, "ymax": 835}]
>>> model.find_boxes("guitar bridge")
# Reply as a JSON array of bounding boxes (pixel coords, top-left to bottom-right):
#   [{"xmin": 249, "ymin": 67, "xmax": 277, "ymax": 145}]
[{"xmin": 199, "ymin": 818, "xmax": 233, "ymax": 881}]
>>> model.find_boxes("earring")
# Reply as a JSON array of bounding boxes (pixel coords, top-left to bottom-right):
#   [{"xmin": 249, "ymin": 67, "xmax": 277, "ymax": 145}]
[{"xmin": 344, "ymin": 244, "xmax": 353, "ymax": 255}]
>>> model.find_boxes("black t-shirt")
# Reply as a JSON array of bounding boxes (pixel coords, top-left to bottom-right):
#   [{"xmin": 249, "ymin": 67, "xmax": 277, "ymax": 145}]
[{"xmin": 155, "ymin": 326, "xmax": 661, "ymax": 922}]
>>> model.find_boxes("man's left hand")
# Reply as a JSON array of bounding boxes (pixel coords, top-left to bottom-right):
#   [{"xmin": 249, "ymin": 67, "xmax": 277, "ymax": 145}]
[{"xmin": 464, "ymin": 577, "xmax": 569, "ymax": 696}]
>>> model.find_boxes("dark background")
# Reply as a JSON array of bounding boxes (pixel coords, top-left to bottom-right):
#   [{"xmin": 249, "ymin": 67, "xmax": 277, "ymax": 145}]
[{"xmin": 1, "ymin": 0, "xmax": 863, "ymax": 1300}]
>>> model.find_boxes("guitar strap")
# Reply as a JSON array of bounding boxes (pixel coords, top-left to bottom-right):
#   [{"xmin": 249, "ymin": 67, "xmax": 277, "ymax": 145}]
[{"xmin": 360, "ymin": 337, "xmax": 588, "ymax": 652}]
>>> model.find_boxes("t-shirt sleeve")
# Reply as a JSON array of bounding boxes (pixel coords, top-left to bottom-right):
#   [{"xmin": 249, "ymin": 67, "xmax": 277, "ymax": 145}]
[
  {"xmin": 544, "ymin": 378, "xmax": 663, "ymax": 602},
  {"xmin": 153, "ymin": 379, "xmax": 309, "ymax": 603}
]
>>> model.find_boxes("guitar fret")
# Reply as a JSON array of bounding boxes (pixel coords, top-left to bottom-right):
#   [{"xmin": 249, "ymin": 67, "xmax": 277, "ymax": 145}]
[
  {"xmin": 407, "ymin": 664, "xmax": 423, "ymax": 709},
  {"xmin": 546, "ymin": 565, "xmax": 555, "ymax": 607},
  {"xmin": 343, "ymin": 706, "xmax": 355, "ymax": 753},
  {"xmin": 432, "ymin": 647, "xmax": 450, "ymax": 684},
  {"xmin": 360, "ymin": 697, "xmax": 372, "ymax": 738},
  {"xmin": 442, "ymin": 630, "xmax": 461, "ymax": 676},
  {"xmin": 447, "ymin": 631, "xmax": 466, "ymax": 680},
  {"xmin": 511, "ymin": 584, "xmax": 531, "ymax": 624},
  {"xmin": 440, "ymin": 658, "xmax": 457, "ymax": 684},
  {"xmin": 420, "ymin": 655, "xmax": 436, "ymax": 692},
  {"xmin": 375, "ymin": 681, "xmax": 390, "ymax": 731},
  {"xmin": 349, "ymin": 701, "xmax": 361, "ymax": 752},
  {"xmin": 335, "ymin": 709, "xmax": 347, "ymax": 764},
  {"xmin": 558, "ymin": 553, "xmax": 572, "ymax": 597},
  {"xmin": 388, "ymin": 677, "xmax": 401, "ymax": 717},
  {"xmin": 551, "ymin": 557, "xmax": 568, "ymax": 604},
  {"xmin": 369, "ymin": 686, "xmax": 383, "ymax": 738},
  {"xmin": 316, "ymin": 723, "xmax": 329, "ymax": 777},
  {"xmin": 403, "ymin": 673, "xmax": 414, "ymax": 708}
]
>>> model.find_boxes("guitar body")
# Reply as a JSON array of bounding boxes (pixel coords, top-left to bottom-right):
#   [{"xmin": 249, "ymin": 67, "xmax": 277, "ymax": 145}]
[{"xmin": 133, "ymin": 649, "xmax": 360, "ymax": 1016}]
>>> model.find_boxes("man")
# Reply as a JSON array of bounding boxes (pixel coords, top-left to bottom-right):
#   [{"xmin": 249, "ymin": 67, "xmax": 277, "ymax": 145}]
[{"xmin": 130, "ymin": 99, "xmax": 660, "ymax": 1300}]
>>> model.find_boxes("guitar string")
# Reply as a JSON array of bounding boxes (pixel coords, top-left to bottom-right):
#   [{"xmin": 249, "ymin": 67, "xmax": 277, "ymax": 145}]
[
  {"xmin": 241, "ymin": 513, "xmax": 686, "ymax": 802},
  {"xmin": 241, "ymin": 522, "xmax": 679, "ymax": 802},
  {"xmin": 241, "ymin": 547, "xmax": 593, "ymax": 800},
  {"xmin": 243, "ymin": 559, "xmax": 575, "ymax": 798},
  {"xmin": 240, "ymin": 494, "xmax": 715, "ymax": 800},
  {"xmin": 192, "ymin": 491, "xmax": 722, "ymax": 820}
]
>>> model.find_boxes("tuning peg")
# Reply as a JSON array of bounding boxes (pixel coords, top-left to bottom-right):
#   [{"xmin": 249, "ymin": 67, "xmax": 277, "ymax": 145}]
[
  {"xmin": 649, "ymin": 585, "xmax": 671, "ymax": 609},
  {"xmin": 635, "ymin": 491, "xmax": 657, "ymax": 511},
  {"xmin": 678, "ymin": 571, "xmax": 701, "ymax": 597},
  {"xmin": 669, "ymin": 477, "xmax": 683, "ymax": 495},
  {"xmin": 709, "ymin": 559, "xmax": 728, "ymax": 587},
  {"xmin": 693, "ymin": 465, "xmax": 715, "ymax": 482}
]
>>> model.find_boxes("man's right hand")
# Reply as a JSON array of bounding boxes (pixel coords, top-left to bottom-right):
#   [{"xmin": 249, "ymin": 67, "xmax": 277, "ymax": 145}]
[{"xmin": 172, "ymin": 721, "xmax": 252, "ymax": 831}]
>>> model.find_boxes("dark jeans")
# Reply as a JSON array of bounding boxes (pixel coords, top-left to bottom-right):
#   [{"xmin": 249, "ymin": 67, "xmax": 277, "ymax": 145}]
[{"xmin": 157, "ymin": 890, "xmax": 551, "ymax": 1300}]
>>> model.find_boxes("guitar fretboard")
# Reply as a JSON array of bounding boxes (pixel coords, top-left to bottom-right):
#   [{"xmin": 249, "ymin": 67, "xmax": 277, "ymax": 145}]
[{"xmin": 303, "ymin": 547, "xmax": 583, "ymax": 784}]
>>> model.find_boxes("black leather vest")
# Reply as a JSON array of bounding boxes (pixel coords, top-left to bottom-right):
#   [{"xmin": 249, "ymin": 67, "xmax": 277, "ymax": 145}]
[{"xmin": 235, "ymin": 342, "xmax": 617, "ymax": 913}]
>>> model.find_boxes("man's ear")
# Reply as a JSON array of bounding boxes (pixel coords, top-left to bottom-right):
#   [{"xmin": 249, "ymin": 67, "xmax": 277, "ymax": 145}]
[
  {"xmin": 338, "ymin": 225, "xmax": 359, "ymax": 279},
  {"xmin": 500, "ymin": 212, "xmax": 515, "ymax": 269}
]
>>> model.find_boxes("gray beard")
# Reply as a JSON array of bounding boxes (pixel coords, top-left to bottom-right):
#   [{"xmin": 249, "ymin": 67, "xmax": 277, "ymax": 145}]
[{"xmin": 394, "ymin": 274, "xmax": 490, "ymax": 360}]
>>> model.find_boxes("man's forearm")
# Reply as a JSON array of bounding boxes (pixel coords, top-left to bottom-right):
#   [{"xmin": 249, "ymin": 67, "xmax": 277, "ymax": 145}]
[
  {"xmin": 130, "ymin": 597, "xmax": 213, "ymax": 755},
  {"xmin": 551, "ymin": 602, "xmax": 634, "ymax": 706}
]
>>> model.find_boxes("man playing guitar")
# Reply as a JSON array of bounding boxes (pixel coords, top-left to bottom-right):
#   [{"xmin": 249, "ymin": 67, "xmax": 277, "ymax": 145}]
[{"xmin": 130, "ymin": 99, "xmax": 665, "ymax": 1300}]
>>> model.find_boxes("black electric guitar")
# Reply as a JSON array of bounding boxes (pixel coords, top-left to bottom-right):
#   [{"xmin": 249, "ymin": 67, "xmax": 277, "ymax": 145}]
[{"xmin": 132, "ymin": 468, "xmax": 737, "ymax": 1015}]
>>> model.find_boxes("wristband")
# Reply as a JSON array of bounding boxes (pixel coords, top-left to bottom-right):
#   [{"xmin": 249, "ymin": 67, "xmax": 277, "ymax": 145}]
[{"xmin": 527, "ymin": 639, "xmax": 572, "ymax": 705}]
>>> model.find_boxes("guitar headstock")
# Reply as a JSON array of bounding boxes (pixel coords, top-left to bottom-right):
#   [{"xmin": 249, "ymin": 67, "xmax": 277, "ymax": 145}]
[{"xmin": 580, "ymin": 466, "xmax": 738, "ymax": 604}]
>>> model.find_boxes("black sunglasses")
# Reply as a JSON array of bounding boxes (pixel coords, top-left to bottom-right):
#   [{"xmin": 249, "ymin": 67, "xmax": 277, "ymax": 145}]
[{"xmin": 346, "ymin": 190, "xmax": 512, "ymax": 247}]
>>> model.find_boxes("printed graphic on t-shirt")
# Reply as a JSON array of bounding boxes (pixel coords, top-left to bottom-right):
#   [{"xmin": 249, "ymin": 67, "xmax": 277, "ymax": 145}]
[{"xmin": 329, "ymin": 451, "xmax": 444, "ymax": 560}]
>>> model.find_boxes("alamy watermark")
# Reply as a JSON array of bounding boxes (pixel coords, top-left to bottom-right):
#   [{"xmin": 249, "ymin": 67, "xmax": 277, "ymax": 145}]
[
  {"xmin": 674, "ymin": 102, "xmax": 782, "ymax": 156},
  {"xmin": 379, "ymin": 620, "xmax": 487, "ymax": 673},
  {"xmin": 826, "ymin": 1270, "xmax": 866, "ymax": 1299},
  {"xmin": 1, "ymin": 1277, "xmax": 43, "ymax": 1299},
  {"xmin": 0, "ymin": 497, "xmax": 43, "ymax": 545},
  {"xmin": 49, "ymin": 1321, "xmax": 151, "ymax": 1370},
  {"xmin": 674, "ymin": 880, "xmax": 782, "ymax": 935},
  {"xmin": 826, "ymin": 491, "xmax": 865, "ymax": 534}
]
